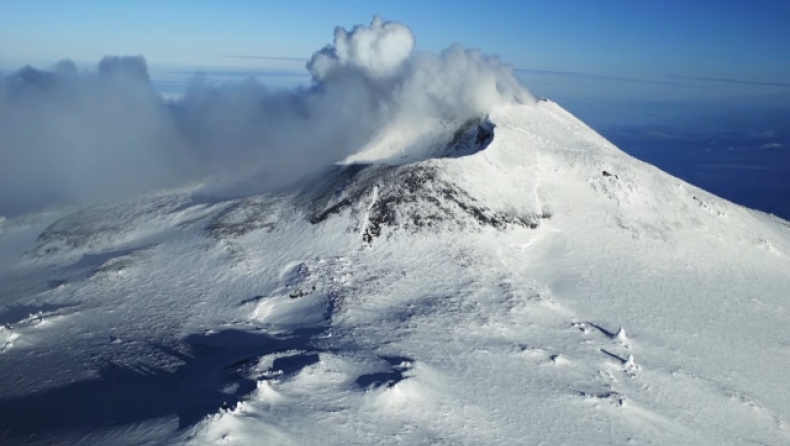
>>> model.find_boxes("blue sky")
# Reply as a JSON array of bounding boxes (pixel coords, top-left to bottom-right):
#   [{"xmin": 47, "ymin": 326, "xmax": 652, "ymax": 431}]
[
  {"xmin": 2, "ymin": 0, "xmax": 789, "ymax": 126},
  {"xmin": 3, "ymin": 1, "xmax": 789, "ymax": 76}
]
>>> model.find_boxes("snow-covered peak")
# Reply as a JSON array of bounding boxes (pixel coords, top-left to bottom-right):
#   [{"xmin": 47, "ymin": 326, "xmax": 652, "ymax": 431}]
[
  {"xmin": 340, "ymin": 115, "xmax": 494, "ymax": 166},
  {"xmin": 1, "ymin": 101, "xmax": 790, "ymax": 446}
]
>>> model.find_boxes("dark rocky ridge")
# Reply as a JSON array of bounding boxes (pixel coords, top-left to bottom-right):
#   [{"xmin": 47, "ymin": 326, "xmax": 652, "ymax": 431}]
[
  {"xmin": 34, "ymin": 117, "xmax": 541, "ymax": 252},
  {"xmin": 304, "ymin": 117, "xmax": 549, "ymax": 244}
]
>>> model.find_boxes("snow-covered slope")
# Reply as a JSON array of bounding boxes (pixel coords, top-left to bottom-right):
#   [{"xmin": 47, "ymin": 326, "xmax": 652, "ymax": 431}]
[{"xmin": 1, "ymin": 100, "xmax": 790, "ymax": 445}]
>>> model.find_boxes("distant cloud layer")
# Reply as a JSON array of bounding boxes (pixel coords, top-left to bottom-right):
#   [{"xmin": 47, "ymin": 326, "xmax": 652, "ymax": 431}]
[
  {"xmin": 661, "ymin": 75, "xmax": 790, "ymax": 88},
  {"xmin": 0, "ymin": 16, "xmax": 531, "ymax": 216}
]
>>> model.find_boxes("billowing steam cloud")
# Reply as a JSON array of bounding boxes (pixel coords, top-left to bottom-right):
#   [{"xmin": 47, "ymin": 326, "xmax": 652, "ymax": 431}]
[
  {"xmin": 0, "ymin": 16, "xmax": 532, "ymax": 216},
  {"xmin": 309, "ymin": 16, "xmax": 417, "ymax": 80}
]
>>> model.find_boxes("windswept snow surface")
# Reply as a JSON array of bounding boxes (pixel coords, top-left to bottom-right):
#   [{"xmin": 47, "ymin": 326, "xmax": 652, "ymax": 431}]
[{"xmin": 1, "ymin": 100, "xmax": 790, "ymax": 445}]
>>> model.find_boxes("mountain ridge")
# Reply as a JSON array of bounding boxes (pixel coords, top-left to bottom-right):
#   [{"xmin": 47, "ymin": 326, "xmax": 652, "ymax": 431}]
[{"xmin": 1, "ymin": 100, "xmax": 789, "ymax": 445}]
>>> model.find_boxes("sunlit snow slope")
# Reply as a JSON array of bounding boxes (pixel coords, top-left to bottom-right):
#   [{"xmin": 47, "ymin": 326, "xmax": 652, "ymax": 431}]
[{"xmin": 1, "ymin": 100, "xmax": 789, "ymax": 445}]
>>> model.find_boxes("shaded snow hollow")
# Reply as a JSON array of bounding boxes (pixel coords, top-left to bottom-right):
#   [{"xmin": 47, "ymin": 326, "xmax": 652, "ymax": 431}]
[{"xmin": 1, "ymin": 101, "xmax": 790, "ymax": 445}]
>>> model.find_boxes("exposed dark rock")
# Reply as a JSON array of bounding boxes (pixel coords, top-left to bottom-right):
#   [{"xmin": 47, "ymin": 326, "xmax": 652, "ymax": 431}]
[
  {"xmin": 309, "ymin": 163, "xmax": 546, "ymax": 245},
  {"xmin": 577, "ymin": 390, "xmax": 626, "ymax": 407},
  {"xmin": 446, "ymin": 117, "xmax": 494, "ymax": 157},
  {"xmin": 36, "ymin": 196, "xmax": 192, "ymax": 254},
  {"xmin": 207, "ymin": 197, "xmax": 278, "ymax": 239},
  {"xmin": 302, "ymin": 117, "xmax": 548, "ymax": 245},
  {"xmin": 289, "ymin": 290, "xmax": 309, "ymax": 299}
]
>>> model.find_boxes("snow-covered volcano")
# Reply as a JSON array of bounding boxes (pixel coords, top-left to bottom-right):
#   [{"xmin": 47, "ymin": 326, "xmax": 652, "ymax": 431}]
[{"xmin": 1, "ymin": 99, "xmax": 790, "ymax": 445}]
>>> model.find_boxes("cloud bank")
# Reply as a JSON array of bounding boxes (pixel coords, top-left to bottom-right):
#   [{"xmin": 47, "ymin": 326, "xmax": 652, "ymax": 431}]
[{"xmin": 0, "ymin": 16, "xmax": 532, "ymax": 216}]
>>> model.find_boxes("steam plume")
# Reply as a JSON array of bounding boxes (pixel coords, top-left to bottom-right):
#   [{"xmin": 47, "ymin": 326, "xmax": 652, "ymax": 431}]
[{"xmin": 0, "ymin": 16, "xmax": 532, "ymax": 216}]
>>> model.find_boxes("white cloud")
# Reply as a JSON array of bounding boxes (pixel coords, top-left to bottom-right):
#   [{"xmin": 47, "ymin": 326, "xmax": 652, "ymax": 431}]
[{"xmin": 0, "ymin": 17, "xmax": 533, "ymax": 216}]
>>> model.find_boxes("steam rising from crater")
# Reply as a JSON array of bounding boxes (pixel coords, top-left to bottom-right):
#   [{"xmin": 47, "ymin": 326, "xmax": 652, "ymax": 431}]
[{"xmin": 0, "ymin": 16, "xmax": 532, "ymax": 216}]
